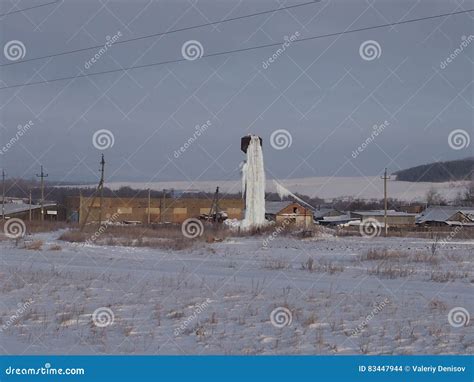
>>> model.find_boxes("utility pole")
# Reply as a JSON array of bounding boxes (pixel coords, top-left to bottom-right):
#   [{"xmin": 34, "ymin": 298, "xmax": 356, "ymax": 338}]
[
  {"xmin": 36, "ymin": 165, "xmax": 48, "ymax": 221},
  {"xmin": 98, "ymin": 154, "xmax": 105, "ymax": 227},
  {"xmin": 1, "ymin": 169, "xmax": 5, "ymax": 220},
  {"xmin": 147, "ymin": 188, "xmax": 151, "ymax": 225},
  {"xmin": 381, "ymin": 168, "xmax": 391, "ymax": 236},
  {"xmin": 29, "ymin": 189, "xmax": 32, "ymax": 221},
  {"xmin": 161, "ymin": 189, "xmax": 166, "ymax": 223},
  {"xmin": 80, "ymin": 155, "xmax": 105, "ymax": 231}
]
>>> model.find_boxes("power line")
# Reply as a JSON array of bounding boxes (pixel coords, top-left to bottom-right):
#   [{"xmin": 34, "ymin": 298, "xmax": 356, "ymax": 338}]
[
  {"xmin": 0, "ymin": 1, "xmax": 321, "ymax": 67},
  {"xmin": 1, "ymin": 8, "xmax": 472, "ymax": 91},
  {"xmin": 0, "ymin": 0, "xmax": 60, "ymax": 18}
]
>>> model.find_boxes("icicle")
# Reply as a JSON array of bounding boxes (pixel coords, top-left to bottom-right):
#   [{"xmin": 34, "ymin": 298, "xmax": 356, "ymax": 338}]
[
  {"xmin": 273, "ymin": 180, "xmax": 315, "ymax": 210},
  {"xmin": 241, "ymin": 136, "xmax": 266, "ymax": 229}
]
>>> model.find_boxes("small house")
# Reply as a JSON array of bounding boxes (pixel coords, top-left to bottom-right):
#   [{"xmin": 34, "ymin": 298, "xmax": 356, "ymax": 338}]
[
  {"xmin": 350, "ymin": 210, "xmax": 417, "ymax": 227},
  {"xmin": 265, "ymin": 201, "xmax": 313, "ymax": 226}
]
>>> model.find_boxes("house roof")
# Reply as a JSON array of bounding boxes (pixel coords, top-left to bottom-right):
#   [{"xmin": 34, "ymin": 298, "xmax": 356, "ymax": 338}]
[
  {"xmin": 265, "ymin": 201, "xmax": 294, "ymax": 214},
  {"xmin": 352, "ymin": 210, "xmax": 417, "ymax": 217},
  {"xmin": 3, "ymin": 202, "xmax": 56, "ymax": 216},
  {"xmin": 312, "ymin": 207, "xmax": 342, "ymax": 219},
  {"xmin": 265, "ymin": 200, "xmax": 313, "ymax": 215},
  {"xmin": 417, "ymin": 206, "xmax": 474, "ymax": 223}
]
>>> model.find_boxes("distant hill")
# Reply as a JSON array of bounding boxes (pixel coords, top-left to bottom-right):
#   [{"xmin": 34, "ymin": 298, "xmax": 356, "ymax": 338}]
[{"xmin": 394, "ymin": 158, "xmax": 473, "ymax": 182}]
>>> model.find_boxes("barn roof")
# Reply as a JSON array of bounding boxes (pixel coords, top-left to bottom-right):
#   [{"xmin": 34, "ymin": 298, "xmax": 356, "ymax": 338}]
[
  {"xmin": 265, "ymin": 201, "xmax": 293, "ymax": 214},
  {"xmin": 352, "ymin": 210, "xmax": 417, "ymax": 217},
  {"xmin": 417, "ymin": 206, "xmax": 474, "ymax": 223},
  {"xmin": 3, "ymin": 202, "xmax": 56, "ymax": 216}
]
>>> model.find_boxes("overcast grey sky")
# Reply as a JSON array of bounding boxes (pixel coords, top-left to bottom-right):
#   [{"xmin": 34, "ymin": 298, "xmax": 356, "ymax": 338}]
[{"xmin": 0, "ymin": 0, "xmax": 472, "ymax": 184}]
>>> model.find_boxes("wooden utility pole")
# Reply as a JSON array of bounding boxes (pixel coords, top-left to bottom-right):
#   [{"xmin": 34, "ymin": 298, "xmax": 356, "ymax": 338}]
[
  {"xmin": 147, "ymin": 188, "xmax": 151, "ymax": 225},
  {"xmin": 29, "ymin": 189, "xmax": 32, "ymax": 221},
  {"xmin": 206, "ymin": 187, "xmax": 222, "ymax": 222},
  {"xmin": 1, "ymin": 169, "xmax": 5, "ymax": 220},
  {"xmin": 381, "ymin": 168, "xmax": 391, "ymax": 236},
  {"xmin": 80, "ymin": 155, "xmax": 105, "ymax": 231},
  {"xmin": 161, "ymin": 189, "xmax": 166, "ymax": 223},
  {"xmin": 98, "ymin": 154, "xmax": 105, "ymax": 227},
  {"xmin": 36, "ymin": 165, "xmax": 48, "ymax": 221}
]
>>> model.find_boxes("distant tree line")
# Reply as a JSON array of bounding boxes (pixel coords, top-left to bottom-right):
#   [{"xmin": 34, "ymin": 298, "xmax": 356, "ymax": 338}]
[{"xmin": 393, "ymin": 158, "xmax": 473, "ymax": 182}]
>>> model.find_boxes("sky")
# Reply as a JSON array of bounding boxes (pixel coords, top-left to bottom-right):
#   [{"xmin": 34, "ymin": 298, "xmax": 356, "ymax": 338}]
[{"xmin": 0, "ymin": 0, "xmax": 472, "ymax": 185}]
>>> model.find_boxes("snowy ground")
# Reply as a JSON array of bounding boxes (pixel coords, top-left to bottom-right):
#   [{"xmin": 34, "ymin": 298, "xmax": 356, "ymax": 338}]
[{"xmin": 0, "ymin": 231, "xmax": 472, "ymax": 355}]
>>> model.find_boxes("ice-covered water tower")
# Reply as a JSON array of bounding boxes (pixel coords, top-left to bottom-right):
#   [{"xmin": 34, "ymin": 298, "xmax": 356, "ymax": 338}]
[
  {"xmin": 240, "ymin": 135, "xmax": 266, "ymax": 229},
  {"xmin": 241, "ymin": 135, "xmax": 263, "ymax": 153}
]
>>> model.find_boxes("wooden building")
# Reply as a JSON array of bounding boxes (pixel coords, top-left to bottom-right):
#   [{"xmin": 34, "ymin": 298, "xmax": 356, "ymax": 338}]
[
  {"xmin": 350, "ymin": 210, "xmax": 417, "ymax": 227},
  {"xmin": 265, "ymin": 201, "xmax": 313, "ymax": 226},
  {"xmin": 416, "ymin": 206, "xmax": 474, "ymax": 226},
  {"xmin": 2, "ymin": 202, "xmax": 59, "ymax": 221},
  {"xmin": 65, "ymin": 196, "xmax": 244, "ymax": 225}
]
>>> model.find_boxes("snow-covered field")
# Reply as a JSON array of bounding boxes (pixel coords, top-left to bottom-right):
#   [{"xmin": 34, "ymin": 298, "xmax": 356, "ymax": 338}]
[
  {"xmin": 0, "ymin": 231, "xmax": 472, "ymax": 355},
  {"xmin": 93, "ymin": 177, "xmax": 467, "ymax": 202}
]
